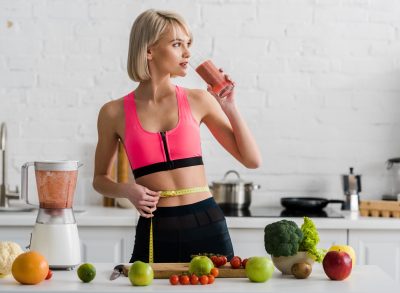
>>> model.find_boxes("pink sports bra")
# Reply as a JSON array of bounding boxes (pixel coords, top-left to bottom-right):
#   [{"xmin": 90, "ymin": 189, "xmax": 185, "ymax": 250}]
[{"xmin": 123, "ymin": 86, "xmax": 203, "ymax": 179}]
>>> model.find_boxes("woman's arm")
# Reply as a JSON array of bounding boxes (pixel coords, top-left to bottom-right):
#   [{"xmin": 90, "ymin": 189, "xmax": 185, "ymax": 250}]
[
  {"xmin": 197, "ymin": 84, "xmax": 262, "ymax": 168},
  {"xmin": 92, "ymin": 101, "xmax": 159, "ymax": 217}
]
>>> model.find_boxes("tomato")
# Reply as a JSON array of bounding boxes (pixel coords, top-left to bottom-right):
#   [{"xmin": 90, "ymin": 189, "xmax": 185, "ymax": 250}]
[
  {"xmin": 242, "ymin": 258, "xmax": 249, "ymax": 268},
  {"xmin": 219, "ymin": 255, "xmax": 227, "ymax": 266},
  {"xmin": 190, "ymin": 274, "xmax": 199, "ymax": 285},
  {"xmin": 179, "ymin": 274, "xmax": 190, "ymax": 285},
  {"xmin": 210, "ymin": 267, "xmax": 219, "ymax": 277},
  {"xmin": 230, "ymin": 256, "xmax": 242, "ymax": 269},
  {"xmin": 210, "ymin": 255, "xmax": 218, "ymax": 265},
  {"xmin": 169, "ymin": 274, "xmax": 179, "ymax": 285},
  {"xmin": 210, "ymin": 255, "xmax": 228, "ymax": 267},
  {"xmin": 199, "ymin": 275, "xmax": 209, "ymax": 285},
  {"xmin": 45, "ymin": 269, "xmax": 53, "ymax": 280},
  {"xmin": 207, "ymin": 274, "xmax": 215, "ymax": 284}
]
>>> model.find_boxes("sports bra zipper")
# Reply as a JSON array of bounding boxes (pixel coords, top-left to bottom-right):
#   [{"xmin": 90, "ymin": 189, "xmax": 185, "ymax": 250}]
[{"xmin": 160, "ymin": 131, "xmax": 173, "ymax": 168}]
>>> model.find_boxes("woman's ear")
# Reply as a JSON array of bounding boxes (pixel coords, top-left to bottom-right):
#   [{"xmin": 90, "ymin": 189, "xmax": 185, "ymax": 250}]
[{"xmin": 147, "ymin": 47, "xmax": 153, "ymax": 61}]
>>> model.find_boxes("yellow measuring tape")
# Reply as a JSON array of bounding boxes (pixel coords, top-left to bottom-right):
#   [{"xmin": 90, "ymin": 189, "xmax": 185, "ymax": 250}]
[{"xmin": 148, "ymin": 185, "xmax": 210, "ymax": 263}]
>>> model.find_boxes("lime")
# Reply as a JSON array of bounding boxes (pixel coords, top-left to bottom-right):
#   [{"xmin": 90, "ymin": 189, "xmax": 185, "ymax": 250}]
[{"xmin": 77, "ymin": 263, "xmax": 96, "ymax": 283}]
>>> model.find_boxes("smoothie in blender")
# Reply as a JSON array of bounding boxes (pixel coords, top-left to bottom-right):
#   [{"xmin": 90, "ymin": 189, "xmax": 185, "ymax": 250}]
[{"xmin": 35, "ymin": 170, "xmax": 77, "ymax": 209}]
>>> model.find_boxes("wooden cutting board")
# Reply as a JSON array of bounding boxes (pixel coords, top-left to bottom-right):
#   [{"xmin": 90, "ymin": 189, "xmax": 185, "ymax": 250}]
[{"xmin": 123, "ymin": 263, "xmax": 246, "ymax": 279}]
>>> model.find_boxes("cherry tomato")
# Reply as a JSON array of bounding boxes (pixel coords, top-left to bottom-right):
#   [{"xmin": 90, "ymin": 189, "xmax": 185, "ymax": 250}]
[
  {"xmin": 210, "ymin": 267, "xmax": 219, "ymax": 277},
  {"xmin": 230, "ymin": 256, "xmax": 242, "ymax": 269},
  {"xmin": 169, "ymin": 274, "xmax": 179, "ymax": 285},
  {"xmin": 179, "ymin": 274, "xmax": 190, "ymax": 285},
  {"xmin": 190, "ymin": 274, "xmax": 199, "ymax": 285},
  {"xmin": 210, "ymin": 255, "xmax": 219, "ymax": 267},
  {"xmin": 45, "ymin": 269, "xmax": 53, "ymax": 280},
  {"xmin": 199, "ymin": 275, "xmax": 209, "ymax": 285},
  {"xmin": 207, "ymin": 274, "xmax": 215, "ymax": 284},
  {"xmin": 219, "ymin": 255, "xmax": 227, "ymax": 266},
  {"xmin": 242, "ymin": 258, "xmax": 249, "ymax": 268}
]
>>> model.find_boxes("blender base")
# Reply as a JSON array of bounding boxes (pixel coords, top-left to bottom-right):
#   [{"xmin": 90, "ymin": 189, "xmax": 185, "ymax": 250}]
[{"xmin": 30, "ymin": 222, "xmax": 81, "ymax": 269}]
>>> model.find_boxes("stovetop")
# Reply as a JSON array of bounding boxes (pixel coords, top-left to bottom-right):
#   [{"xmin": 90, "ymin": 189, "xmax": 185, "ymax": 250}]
[{"xmin": 221, "ymin": 207, "xmax": 344, "ymax": 218}]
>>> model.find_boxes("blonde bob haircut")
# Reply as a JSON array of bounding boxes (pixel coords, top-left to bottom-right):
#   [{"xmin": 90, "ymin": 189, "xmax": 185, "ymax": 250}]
[{"xmin": 127, "ymin": 9, "xmax": 192, "ymax": 82}]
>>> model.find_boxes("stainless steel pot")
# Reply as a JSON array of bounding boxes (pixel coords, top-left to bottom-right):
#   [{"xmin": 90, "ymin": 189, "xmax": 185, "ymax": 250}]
[{"xmin": 210, "ymin": 170, "xmax": 260, "ymax": 210}]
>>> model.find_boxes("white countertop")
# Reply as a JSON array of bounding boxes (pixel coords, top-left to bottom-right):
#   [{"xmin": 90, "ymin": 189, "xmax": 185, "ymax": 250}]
[
  {"xmin": 1, "ymin": 205, "xmax": 400, "ymax": 229},
  {"xmin": 0, "ymin": 206, "xmax": 138, "ymax": 227},
  {"xmin": 0, "ymin": 263, "xmax": 398, "ymax": 293}
]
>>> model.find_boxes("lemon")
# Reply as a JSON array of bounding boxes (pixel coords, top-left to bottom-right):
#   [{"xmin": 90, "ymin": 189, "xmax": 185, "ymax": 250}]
[
  {"xmin": 77, "ymin": 263, "xmax": 96, "ymax": 283},
  {"xmin": 328, "ymin": 245, "xmax": 356, "ymax": 265}
]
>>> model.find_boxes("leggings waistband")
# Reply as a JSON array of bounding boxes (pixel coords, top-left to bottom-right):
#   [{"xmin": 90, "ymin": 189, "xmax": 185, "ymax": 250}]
[{"xmin": 153, "ymin": 196, "xmax": 215, "ymax": 217}]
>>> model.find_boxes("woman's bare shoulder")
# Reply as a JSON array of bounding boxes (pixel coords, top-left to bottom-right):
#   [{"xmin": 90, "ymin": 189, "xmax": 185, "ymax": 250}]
[
  {"xmin": 183, "ymin": 88, "xmax": 219, "ymax": 122},
  {"xmin": 184, "ymin": 88, "xmax": 214, "ymax": 105},
  {"xmin": 98, "ymin": 97, "xmax": 125, "ymax": 119}
]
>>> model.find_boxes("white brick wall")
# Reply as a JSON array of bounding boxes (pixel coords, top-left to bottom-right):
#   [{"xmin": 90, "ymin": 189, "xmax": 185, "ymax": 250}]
[{"xmin": 1, "ymin": 0, "xmax": 400, "ymax": 207}]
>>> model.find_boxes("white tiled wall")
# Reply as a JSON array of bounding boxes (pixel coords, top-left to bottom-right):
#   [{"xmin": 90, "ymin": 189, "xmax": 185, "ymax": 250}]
[{"xmin": 1, "ymin": 0, "xmax": 400, "ymax": 206}]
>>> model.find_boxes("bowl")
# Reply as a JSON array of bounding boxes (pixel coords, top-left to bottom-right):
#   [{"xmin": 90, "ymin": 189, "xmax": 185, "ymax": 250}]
[{"xmin": 272, "ymin": 251, "xmax": 315, "ymax": 275}]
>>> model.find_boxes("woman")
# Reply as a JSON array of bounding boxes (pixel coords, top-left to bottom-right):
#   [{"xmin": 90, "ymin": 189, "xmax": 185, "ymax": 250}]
[{"xmin": 92, "ymin": 9, "xmax": 261, "ymax": 263}]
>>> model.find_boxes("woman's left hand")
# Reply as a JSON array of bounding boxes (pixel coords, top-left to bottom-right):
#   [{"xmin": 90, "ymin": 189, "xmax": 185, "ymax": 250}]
[{"xmin": 206, "ymin": 68, "xmax": 235, "ymax": 106}]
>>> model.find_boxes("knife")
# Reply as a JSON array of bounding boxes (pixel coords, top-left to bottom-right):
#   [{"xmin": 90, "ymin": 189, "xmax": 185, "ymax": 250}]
[{"xmin": 109, "ymin": 264, "xmax": 124, "ymax": 280}]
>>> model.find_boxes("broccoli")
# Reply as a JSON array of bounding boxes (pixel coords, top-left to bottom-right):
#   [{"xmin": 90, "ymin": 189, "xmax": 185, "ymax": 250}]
[
  {"xmin": 299, "ymin": 217, "xmax": 326, "ymax": 262},
  {"xmin": 264, "ymin": 219, "xmax": 304, "ymax": 257}
]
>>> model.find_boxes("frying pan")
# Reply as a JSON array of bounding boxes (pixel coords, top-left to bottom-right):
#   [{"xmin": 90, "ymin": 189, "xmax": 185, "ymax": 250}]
[{"xmin": 281, "ymin": 197, "xmax": 345, "ymax": 212}]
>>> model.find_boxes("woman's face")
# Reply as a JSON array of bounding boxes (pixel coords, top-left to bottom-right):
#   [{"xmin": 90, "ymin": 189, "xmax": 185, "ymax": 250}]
[{"xmin": 148, "ymin": 25, "xmax": 191, "ymax": 78}]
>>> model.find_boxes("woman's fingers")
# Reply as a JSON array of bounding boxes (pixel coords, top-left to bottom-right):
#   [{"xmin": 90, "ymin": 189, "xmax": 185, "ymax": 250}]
[
  {"xmin": 145, "ymin": 188, "xmax": 161, "ymax": 197},
  {"xmin": 138, "ymin": 209, "xmax": 151, "ymax": 218},
  {"xmin": 138, "ymin": 201, "xmax": 155, "ymax": 208},
  {"xmin": 141, "ymin": 205, "xmax": 154, "ymax": 214},
  {"xmin": 143, "ymin": 194, "xmax": 159, "ymax": 202},
  {"xmin": 224, "ymin": 74, "xmax": 235, "ymax": 85},
  {"xmin": 138, "ymin": 207, "xmax": 155, "ymax": 218}
]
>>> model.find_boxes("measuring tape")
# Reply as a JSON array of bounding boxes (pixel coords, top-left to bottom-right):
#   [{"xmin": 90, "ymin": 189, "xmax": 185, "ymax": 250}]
[{"xmin": 148, "ymin": 186, "xmax": 210, "ymax": 263}]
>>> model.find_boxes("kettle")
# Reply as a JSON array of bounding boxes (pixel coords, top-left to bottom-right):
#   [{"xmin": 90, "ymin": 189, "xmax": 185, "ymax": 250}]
[{"xmin": 341, "ymin": 167, "xmax": 361, "ymax": 211}]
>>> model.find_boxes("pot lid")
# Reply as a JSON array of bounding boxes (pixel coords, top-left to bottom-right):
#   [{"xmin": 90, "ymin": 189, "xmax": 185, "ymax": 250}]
[{"xmin": 213, "ymin": 170, "xmax": 252, "ymax": 185}]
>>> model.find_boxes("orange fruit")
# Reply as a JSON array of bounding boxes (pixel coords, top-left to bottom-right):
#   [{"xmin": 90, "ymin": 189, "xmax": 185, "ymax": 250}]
[{"xmin": 12, "ymin": 251, "xmax": 49, "ymax": 285}]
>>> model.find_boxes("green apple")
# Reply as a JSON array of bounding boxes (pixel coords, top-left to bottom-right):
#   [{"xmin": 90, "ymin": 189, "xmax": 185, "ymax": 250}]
[
  {"xmin": 128, "ymin": 261, "xmax": 154, "ymax": 286},
  {"xmin": 329, "ymin": 245, "xmax": 356, "ymax": 265},
  {"xmin": 189, "ymin": 256, "xmax": 214, "ymax": 276},
  {"xmin": 245, "ymin": 256, "xmax": 274, "ymax": 283}
]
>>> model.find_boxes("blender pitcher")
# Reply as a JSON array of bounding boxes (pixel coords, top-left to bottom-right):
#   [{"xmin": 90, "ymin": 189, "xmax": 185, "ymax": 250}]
[{"xmin": 21, "ymin": 160, "xmax": 82, "ymax": 269}]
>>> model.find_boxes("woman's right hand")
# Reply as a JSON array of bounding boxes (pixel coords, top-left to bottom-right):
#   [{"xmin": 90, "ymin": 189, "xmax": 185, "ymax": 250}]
[{"xmin": 124, "ymin": 183, "xmax": 160, "ymax": 218}]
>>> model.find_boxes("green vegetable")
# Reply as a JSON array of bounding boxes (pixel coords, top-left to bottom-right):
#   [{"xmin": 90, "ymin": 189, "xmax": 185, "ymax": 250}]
[
  {"xmin": 299, "ymin": 217, "xmax": 326, "ymax": 262},
  {"xmin": 264, "ymin": 220, "xmax": 303, "ymax": 257}
]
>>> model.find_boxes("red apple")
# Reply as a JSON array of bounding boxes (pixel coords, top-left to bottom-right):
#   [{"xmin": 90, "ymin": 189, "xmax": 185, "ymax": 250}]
[{"xmin": 322, "ymin": 251, "xmax": 352, "ymax": 280}]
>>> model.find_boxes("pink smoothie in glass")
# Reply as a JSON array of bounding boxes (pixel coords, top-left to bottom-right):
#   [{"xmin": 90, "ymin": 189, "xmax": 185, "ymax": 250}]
[
  {"xmin": 35, "ymin": 170, "xmax": 78, "ymax": 209},
  {"xmin": 195, "ymin": 60, "xmax": 234, "ymax": 97}
]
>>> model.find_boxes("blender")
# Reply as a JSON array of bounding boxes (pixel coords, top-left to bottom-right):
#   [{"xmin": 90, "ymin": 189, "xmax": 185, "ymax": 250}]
[{"xmin": 21, "ymin": 160, "xmax": 82, "ymax": 269}]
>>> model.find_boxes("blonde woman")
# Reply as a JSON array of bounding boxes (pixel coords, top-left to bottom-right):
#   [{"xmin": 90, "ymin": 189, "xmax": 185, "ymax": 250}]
[{"xmin": 93, "ymin": 9, "xmax": 261, "ymax": 263}]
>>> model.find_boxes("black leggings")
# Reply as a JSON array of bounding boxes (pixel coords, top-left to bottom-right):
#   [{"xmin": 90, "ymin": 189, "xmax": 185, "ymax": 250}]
[{"xmin": 129, "ymin": 197, "xmax": 234, "ymax": 263}]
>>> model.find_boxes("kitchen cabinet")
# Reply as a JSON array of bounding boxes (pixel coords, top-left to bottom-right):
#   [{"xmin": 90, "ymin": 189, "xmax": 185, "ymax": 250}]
[
  {"xmin": 349, "ymin": 229, "xmax": 400, "ymax": 282},
  {"xmin": 229, "ymin": 228, "xmax": 347, "ymax": 258},
  {"xmin": 0, "ymin": 226, "xmax": 32, "ymax": 250},
  {"xmin": 79, "ymin": 227, "xmax": 134, "ymax": 263}
]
